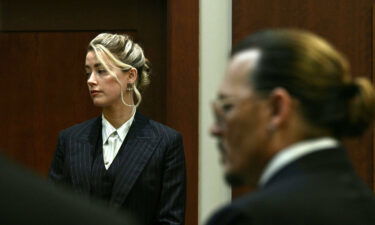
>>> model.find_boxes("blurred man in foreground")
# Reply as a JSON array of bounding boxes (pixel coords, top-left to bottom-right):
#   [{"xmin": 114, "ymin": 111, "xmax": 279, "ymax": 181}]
[
  {"xmin": 208, "ymin": 29, "xmax": 375, "ymax": 225},
  {"xmin": 0, "ymin": 155, "xmax": 138, "ymax": 225}
]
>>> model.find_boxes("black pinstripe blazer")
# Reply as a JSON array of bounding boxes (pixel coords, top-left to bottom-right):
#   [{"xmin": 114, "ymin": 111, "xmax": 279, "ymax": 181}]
[{"xmin": 49, "ymin": 112, "xmax": 186, "ymax": 225}]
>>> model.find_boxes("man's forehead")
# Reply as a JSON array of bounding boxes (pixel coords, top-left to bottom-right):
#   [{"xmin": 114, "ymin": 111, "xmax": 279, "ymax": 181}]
[
  {"xmin": 218, "ymin": 49, "xmax": 261, "ymax": 97},
  {"xmin": 228, "ymin": 49, "xmax": 261, "ymax": 74}
]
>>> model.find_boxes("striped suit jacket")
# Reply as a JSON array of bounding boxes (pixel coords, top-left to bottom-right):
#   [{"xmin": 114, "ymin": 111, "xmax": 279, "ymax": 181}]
[{"xmin": 49, "ymin": 112, "xmax": 186, "ymax": 225}]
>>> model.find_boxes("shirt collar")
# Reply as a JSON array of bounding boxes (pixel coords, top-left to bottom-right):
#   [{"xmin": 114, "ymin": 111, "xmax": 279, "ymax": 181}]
[
  {"xmin": 102, "ymin": 112, "xmax": 136, "ymax": 143},
  {"xmin": 259, "ymin": 137, "xmax": 339, "ymax": 187}
]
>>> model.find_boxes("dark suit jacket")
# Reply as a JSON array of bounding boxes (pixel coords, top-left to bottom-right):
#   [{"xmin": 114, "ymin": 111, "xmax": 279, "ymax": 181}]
[
  {"xmin": 206, "ymin": 146, "xmax": 375, "ymax": 225},
  {"xmin": 49, "ymin": 112, "xmax": 186, "ymax": 225},
  {"xmin": 0, "ymin": 154, "xmax": 138, "ymax": 225}
]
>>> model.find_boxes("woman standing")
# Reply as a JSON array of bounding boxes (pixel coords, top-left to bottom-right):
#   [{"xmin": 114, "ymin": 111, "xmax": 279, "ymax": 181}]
[{"xmin": 49, "ymin": 33, "xmax": 186, "ymax": 225}]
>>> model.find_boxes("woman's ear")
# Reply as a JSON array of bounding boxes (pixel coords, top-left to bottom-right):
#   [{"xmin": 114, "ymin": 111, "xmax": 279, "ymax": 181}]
[{"xmin": 127, "ymin": 68, "xmax": 138, "ymax": 83}]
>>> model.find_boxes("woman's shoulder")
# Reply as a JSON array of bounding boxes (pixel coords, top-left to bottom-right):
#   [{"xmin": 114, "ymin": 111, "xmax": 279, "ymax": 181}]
[
  {"xmin": 59, "ymin": 116, "xmax": 101, "ymax": 137},
  {"xmin": 136, "ymin": 113, "xmax": 181, "ymax": 138}
]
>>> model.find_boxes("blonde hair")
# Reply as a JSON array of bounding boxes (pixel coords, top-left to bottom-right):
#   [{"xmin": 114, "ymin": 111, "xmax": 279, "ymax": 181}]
[
  {"xmin": 88, "ymin": 33, "xmax": 151, "ymax": 108},
  {"xmin": 232, "ymin": 29, "xmax": 375, "ymax": 137}
]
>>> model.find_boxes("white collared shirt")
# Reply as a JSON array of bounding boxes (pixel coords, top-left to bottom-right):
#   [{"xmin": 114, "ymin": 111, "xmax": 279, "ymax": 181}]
[
  {"xmin": 259, "ymin": 137, "xmax": 339, "ymax": 186},
  {"xmin": 102, "ymin": 113, "xmax": 135, "ymax": 169}
]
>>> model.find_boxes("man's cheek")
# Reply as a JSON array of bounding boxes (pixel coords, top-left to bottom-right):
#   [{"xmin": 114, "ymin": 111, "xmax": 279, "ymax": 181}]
[{"xmin": 227, "ymin": 118, "xmax": 250, "ymax": 144}]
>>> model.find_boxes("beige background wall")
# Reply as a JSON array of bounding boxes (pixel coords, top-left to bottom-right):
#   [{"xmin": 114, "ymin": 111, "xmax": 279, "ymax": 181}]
[{"xmin": 199, "ymin": 0, "xmax": 232, "ymax": 224}]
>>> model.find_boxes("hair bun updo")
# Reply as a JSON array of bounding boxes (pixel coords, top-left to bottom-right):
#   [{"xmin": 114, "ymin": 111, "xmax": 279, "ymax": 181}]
[{"xmin": 88, "ymin": 33, "xmax": 152, "ymax": 107}]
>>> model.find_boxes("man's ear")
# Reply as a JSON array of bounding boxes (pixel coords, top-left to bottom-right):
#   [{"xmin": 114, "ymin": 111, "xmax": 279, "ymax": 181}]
[
  {"xmin": 268, "ymin": 87, "xmax": 293, "ymax": 129},
  {"xmin": 127, "ymin": 68, "xmax": 138, "ymax": 83}
]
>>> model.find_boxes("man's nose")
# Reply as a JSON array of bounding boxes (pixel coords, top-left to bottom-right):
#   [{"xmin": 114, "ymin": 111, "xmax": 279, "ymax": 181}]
[{"xmin": 210, "ymin": 122, "xmax": 223, "ymax": 137}]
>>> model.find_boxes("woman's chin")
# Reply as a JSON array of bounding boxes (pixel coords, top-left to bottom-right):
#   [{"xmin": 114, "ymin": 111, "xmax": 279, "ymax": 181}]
[{"xmin": 91, "ymin": 100, "xmax": 108, "ymax": 108}]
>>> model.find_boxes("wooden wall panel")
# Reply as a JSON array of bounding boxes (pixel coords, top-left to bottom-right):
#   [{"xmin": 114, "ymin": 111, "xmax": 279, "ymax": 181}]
[
  {"xmin": 167, "ymin": 1, "xmax": 199, "ymax": 225},
  {"xmin": 0, "ymin": 32, "xmax": 100, "ymax": 171},
  {"xmin": 233, "ymin": 0, "xmax": 375, "ymax": 197},
  {"xmin": 0, "ymin": 0, "xmax": 139, "ymax": 30}
]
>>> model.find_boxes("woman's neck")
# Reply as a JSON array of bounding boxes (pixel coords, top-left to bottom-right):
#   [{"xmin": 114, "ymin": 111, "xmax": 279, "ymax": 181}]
[{"xmin": 103, "ymin": 104, "xmax": 134, "ymax": 129}]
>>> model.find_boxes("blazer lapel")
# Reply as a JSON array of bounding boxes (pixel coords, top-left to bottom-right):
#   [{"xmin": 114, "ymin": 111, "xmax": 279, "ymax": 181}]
[
  {"xmin": 70, "ymin": 117, "xmax": 102, "ymax": 194},
  {"xmin": 110, "ymin": 113, "xmax": 161, "ymax": 206}
]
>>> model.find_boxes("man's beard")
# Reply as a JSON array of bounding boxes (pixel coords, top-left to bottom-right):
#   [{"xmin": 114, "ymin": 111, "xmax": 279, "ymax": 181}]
[
  {"xmin": 220, "ymin": 142, "xmax": 246, "ymax": 187},
  {"xmin": 224, "ymin": 171, "xmax": 245, "ymax": 187}
]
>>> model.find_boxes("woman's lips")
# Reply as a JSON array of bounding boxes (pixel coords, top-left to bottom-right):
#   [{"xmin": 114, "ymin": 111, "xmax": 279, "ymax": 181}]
[{"xmin": 90, "ymin": 90, "xmax": 101, "ymax": 96}]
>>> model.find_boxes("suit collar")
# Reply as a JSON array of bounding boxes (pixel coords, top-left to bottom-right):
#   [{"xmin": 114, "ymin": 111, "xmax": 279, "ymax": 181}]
[
  {"xmin": 74, "ymin": 112, "xmax": 156, "ymax": 148},
  {"xmin": 261, "ymin": 144, "xmax": 349, "ymax": 188},
  {"xmin": 259, "ymin": 137, "xmax": 339, "ymax": 187},
  {"xmin": 127, "ymin": 112, "xmax": 156, "ymax": 139},
  {"xmin": 78, "ymin": 112, "xmax": 152, "ymax": 142},
  {"xmin": 77, "ymin": 116, "xmax": 102, "ymax": 144},
  {"xmin": 101, "ymin": 113, "xmax": 135, "ymax": 143}
]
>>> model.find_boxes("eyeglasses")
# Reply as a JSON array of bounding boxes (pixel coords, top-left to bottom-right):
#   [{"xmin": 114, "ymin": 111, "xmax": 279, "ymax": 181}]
[
  {"xmin": 212, "ymin": 97, "xmax": 237, "ymax": 116},
  {"xmin": 212, "ymin": 94, "xmax": 255, "ymax": 125},
  {"xmin": 212, "ymin": 96, "xmax": 244, "ymax": 127}
]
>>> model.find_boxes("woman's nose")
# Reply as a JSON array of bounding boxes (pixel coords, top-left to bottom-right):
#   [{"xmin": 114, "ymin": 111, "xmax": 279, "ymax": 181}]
[{"xmin": 87, "ymin": 72, "xmax": 97, "ymax": 85}]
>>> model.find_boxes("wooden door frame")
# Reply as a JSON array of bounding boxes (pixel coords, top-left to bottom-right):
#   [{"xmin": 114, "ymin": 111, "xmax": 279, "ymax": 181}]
[{"xmin": 372, "ymin": 3, "xmax": 375, "ymax": 191}]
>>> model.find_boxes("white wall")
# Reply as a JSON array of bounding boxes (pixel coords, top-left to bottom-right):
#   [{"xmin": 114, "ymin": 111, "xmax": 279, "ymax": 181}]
[{"xmin": 199, "ymin": 0, "xmax": 232, "ymax": 224}]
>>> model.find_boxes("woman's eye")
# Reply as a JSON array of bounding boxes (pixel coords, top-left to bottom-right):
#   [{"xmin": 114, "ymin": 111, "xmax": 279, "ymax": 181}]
[
  {"xmin": 85, "ymin": 72, "xmax": 91, "ymax": 78},
  {"xmin": 97, "ymin": 69, "xmax": 107, "ymax": 75}
]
